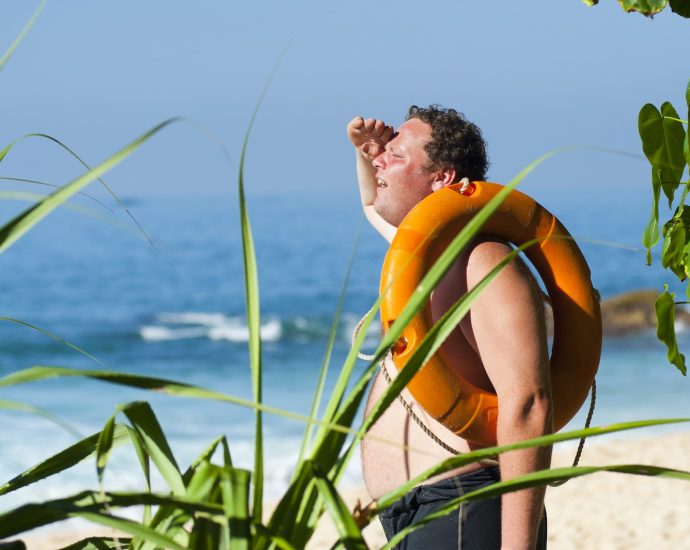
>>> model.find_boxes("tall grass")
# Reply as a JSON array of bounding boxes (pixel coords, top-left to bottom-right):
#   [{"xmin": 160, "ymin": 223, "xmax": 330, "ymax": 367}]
[{"xmin": 2, "ymin": 5, "xmax": 690, "ymax": 549}]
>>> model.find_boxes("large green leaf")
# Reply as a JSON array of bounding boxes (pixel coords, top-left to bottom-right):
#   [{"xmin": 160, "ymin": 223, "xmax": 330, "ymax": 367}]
[
  {"xmin": 655, "ymin": 285, "xmax": 687, "ymax": 375},
  {"xmin": 219, "ymin": 466, "xmax": 252, "ymax": 550},
  {"xmin": 0, "ymin": 424, "xmax": 129, "ymax": 496},
  {"xmin": 639, "ymin": 103, "xmax": 687, "ymax": 206},
  {"xmin": 618, "ymin": 0, "xmax": 668, "ymax": 15},
  {"xmin": 0, "ymin": 0, "xmax": 47, "ymax": 71}
]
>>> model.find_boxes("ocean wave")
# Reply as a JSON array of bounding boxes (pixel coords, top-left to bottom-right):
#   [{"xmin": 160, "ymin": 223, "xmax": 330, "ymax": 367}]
[{"xmin": 139, "ymin": 311, "xmax": 381, "ymax": 346}]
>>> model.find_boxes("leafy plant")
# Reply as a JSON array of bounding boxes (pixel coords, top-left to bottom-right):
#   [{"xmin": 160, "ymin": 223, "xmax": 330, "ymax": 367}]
[
  {"xmin": 582, "ymin": 0, "xmax": 690, "ymax": 18},
  {"xmin": 639, "ymin": 79, "xmax": 690, "ymax": 375}
]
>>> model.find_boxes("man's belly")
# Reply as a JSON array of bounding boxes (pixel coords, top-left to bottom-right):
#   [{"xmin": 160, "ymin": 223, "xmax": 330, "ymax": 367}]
[{"xmin": 361, "ymin": 356, "xmax": 490, "ymax": 500}]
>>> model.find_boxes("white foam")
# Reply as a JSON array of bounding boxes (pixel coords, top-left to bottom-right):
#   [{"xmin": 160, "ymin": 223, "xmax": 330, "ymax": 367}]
[
  {"xmin": 157, "ymin": 312, "xmax": 228, "ymax": 326},
  {"xmin": 140, "ymin": 326, "xmax": 208, "ymax": 341},
  {"xmin": 209, "ymin": 318, "xmax": 282, "ymax": 342}
]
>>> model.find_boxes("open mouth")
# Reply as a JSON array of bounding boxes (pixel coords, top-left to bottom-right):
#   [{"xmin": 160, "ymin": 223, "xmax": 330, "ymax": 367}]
[{"xmin": 377, "ymin": 179, "xmax": 387, "ymax": 188}]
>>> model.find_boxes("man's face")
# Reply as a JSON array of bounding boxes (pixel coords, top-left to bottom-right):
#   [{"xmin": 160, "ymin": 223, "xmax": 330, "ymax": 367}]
[{"xmin": 372, "ymin": 118, "xmax": 438, "ymax": 226}]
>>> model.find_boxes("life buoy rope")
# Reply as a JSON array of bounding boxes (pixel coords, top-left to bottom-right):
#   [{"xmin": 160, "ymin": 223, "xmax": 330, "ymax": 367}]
[{"xmin": 378, "ymin": 181, "xmax": 602, "ymax": 447}]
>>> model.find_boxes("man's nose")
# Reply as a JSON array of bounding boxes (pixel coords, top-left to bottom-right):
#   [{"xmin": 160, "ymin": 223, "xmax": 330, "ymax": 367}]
[{"xmin": 372, "ymin": 152, "xmax": 386, "ymax": 170}]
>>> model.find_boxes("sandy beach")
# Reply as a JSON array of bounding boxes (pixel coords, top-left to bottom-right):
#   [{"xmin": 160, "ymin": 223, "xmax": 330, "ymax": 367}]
[{"xmin": 13, "ymin": 430, "xmax": 690, "ymax": 550}]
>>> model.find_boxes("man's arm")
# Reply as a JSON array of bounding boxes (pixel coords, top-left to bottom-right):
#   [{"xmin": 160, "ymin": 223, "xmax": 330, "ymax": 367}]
[
  {"xmin": 346, "ymin": 116, "xmax": 397, "ymax": 242},
  {"xmin": 461, "ymin": 239, "xmax": 552, "ymax": 550}
]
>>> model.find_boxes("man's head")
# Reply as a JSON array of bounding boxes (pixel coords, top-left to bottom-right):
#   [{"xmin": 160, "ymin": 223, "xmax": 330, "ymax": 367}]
[{"xmin": 372, "ymin": 105, "xmax": 488, "ymax": 226}]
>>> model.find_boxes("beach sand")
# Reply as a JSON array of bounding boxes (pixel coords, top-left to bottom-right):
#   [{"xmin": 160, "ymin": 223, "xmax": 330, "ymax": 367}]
[{"xmin": 13, "ymin": 431, "xmax": 690, "ymax": 549}]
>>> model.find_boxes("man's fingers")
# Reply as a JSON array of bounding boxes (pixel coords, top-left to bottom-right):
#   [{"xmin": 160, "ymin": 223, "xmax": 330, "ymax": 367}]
[
  {"xmin": 372, "ymin": 119, "xmax": 386, "ymax": 137},
  {"xmin": 382, "ymin": 125, "xmax": 394, "ymax": 142}
]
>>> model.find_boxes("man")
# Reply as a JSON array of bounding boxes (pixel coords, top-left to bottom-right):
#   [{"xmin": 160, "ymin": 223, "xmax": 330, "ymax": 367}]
[{"xmin": 347, "ymin": 106, "xmax": 552, "ymax": 549}]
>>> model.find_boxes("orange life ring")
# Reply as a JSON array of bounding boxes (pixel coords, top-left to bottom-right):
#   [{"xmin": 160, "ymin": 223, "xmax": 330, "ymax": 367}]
[{"xmin": 379, "ymin": 181, "xmax": 602, "ymax": 447}]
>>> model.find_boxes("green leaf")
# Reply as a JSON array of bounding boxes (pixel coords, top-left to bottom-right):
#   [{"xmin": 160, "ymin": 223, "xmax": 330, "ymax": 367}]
[
  {"xmin": 0, "ymin": 0, "xmax": 47, "ymax": 71},
  {"xmin": 582, "ymin": 0, "xmax": 599, "ymax": 5},
  {"xmin": 120, "ymin": 402, "xmax": 185, "ymax": 496},
  {"xmin": 661, "ymin": 217, "xmax": 687, "ymax": 274},
  {"xmin": 124, "ymin": 425, "xmax": 152, "ymax": 525},
  {"xmin": 0, "ymin": 490, "xmax": 223, "ymax": 542},
  {"xmin": 618, "ymin": 0, "xmax": 669, "ymax": 15},
  {"xmin": 669, "ymin": 0, "xmax": 690, "ymax": 16},
  {"xmin": 0, "ymin": 425, "xmax": 129, "ymax": 497},
  {"xmin": 95, "ymin": 414, "xmax": 117, "ymax": 486},
  {"xmin": 382, "ymin": 461, "xmax": 690, "ymax": 549},
  {"xmin": 296, "ymin": 220, "xmax": 363, "ymax": 470},
  {"xmin": 686, "ymin": 79, "xmax": 690, "ymax": 166},
  {"xmin": 236, "ymin": 48, "xmax": 289, "ymax": 522},
  {"xmin": 376, "ymin": 418, "xmax": 688, "ymax": 509},
  {"xmin": 218, "ymin": 467, "xmax": 252, "ymax": 550},
  {"xmin": 655, "ymin": 286, "xmax": 687, "ymax": 375},
  {"xmin": 643, "ymin": 167, "xmax": 662, "ymax": 264},
  {"xmin": 0, "ymin": 398, "xmax": 81, "ymax": 438},
  {"xmin": 0, "ymin": 119, "xmax": 179, "ymax": 255},
  {"xmin": 639, "ymin": 103, "xmax": 686, "ymax": 206},
  {"xmin": 59, "ymin": 536, "xmax": 133, "ymax": 550},
  {"xmin": 307, "ymin": 462, "xmax": 367, "ymax": 550}
]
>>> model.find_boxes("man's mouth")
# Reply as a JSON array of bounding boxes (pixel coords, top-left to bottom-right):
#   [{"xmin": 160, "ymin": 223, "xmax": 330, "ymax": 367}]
[{"xmin": 377, "ymin": 179, "xmax": 387, "ymax": 188}]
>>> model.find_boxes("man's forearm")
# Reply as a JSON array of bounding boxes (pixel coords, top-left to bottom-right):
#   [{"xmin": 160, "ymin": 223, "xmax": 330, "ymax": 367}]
[
  {"xmin": 356, "ymin": 150, "xmax": 377, "ymax": 206},
  {"xmin": 498, "ymin": 395, "xmax": 552, "ymax": 550}
]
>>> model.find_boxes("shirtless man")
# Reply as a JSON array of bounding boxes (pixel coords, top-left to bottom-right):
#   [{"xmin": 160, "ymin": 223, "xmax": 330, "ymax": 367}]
[{"xmin": 347, "ymin": 106, "xmax": 552, "ymax": 549}]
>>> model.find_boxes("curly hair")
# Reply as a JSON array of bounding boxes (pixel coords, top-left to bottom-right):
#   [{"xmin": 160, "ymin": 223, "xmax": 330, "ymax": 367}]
[{"xmin": 406, "ymin": 105, "xmax": 489, "ymax": 182}]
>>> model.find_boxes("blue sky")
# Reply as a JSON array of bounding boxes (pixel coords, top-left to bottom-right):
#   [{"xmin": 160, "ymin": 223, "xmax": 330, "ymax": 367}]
[{"xmin": 0, "ymin": 1, "xmax": 688, "ymax": 199}]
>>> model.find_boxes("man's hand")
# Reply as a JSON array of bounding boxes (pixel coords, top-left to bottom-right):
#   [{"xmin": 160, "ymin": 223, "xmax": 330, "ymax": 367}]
[{"xmin": 347, "ymin": 116, "xmax": 394, "ymax": 161}]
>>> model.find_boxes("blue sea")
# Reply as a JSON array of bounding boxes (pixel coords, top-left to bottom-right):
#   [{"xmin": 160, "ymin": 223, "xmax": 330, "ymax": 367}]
[{"xmin": 1, "ymin": 185, "xmax": 689, "ymax": 522}]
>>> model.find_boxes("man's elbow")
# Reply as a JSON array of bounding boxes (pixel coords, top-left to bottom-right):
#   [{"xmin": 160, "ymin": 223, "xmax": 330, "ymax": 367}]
[{"xmin": 500, "ymin": 389, "xmax": 553, "ymax": 435}]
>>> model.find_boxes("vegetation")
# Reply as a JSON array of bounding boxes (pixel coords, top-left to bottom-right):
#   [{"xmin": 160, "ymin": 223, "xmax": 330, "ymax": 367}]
[
  {"xmin": 1, "ymin": 3, "xmax": 690, "ymax": 549},
  {"xmin": 582, "ymin": 0, "xmax": 690, "ymax": 18}
]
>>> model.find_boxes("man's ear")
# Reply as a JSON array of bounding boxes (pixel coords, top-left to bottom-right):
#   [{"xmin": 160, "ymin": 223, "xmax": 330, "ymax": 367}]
[{"xmin": 431, "ymin": 167, "xmax": 456, "ymax": 191}]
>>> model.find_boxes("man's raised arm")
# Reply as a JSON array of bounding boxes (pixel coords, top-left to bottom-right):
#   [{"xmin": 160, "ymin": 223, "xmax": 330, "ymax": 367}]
[{"xmin": 346, "ymin": 116, "xmax": 397, "ymax": 242}]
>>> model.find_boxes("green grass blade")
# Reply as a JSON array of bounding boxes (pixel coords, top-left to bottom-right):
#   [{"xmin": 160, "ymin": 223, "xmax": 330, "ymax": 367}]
[
  {"xmin": 0, "ymin": 181, "xmax": 114, "ymax": 211},
  {"xmin": 95, "ymin": 414, "xmax": 117, "ymax": 486},
  {"xmin": 307, "ymin": 461, "xmax": 367, "ymax": 550},
  {"xmin": 0, "ymin": 490, "xmax": 224, "ymax": 540},
  {"xmin": 58, "ymin": 537, "xmax": 133, "ymax": 550},
  {"xmin": 0, "ymin": 398, "xmax": 81, "ymax": 438},
  {"xmin": 0, "ymin": 118, "xmax": 180, "ymax": 255},
  {"xmin": 376, "ymin": 418, "xmax": 690, "ymax": 509},
  {"xmin": 73, "ymin": 513, "xmax": 186, "ymax": 550},
  {"xmin": 0, "ymin": 0, "xmax": 47, "ymax": 71},
  {"xmin": 381, "ymin": 461, "xmax": 690, "ymax": 550},
  {"xmin": 0, "ymin": 366, "xmax": 364, "ymax": 437},
  {"xmin": 120, "ymin": 401, "xmax": 185, "ymax": 496},
  {"xmin": 0, "ymin": 424, "xmax": 129, "ymax": 496},
  {"xmin": 0, "ymin": 316, "xmax": 106, "ymax": 368},
  {"xmin": 0, "ymin": 133, "xmax": 153, "ymax": 245},
  {"xmin": 251, "ymin": 524, "xmax": 297, "ymax": 550},
  {"xmin": 219, "ymin": 467, "xmax": 252, "ymax": 550},
  {"xmin": 124, "ymin": 425, "xmax": 152, "ymax": 525},
  {"xmin": 25, "ymin": 132, "xmax": 154, "ymax": 245},
  {"xmin": 296, "ymin": 219, "xmax": 364, "ymax": 471}
]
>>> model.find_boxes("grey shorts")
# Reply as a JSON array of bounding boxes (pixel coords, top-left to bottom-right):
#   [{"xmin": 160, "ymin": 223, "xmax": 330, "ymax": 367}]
[{"xmin": 378, "ymin": 466, "xmax": 547, "ymax": 549}]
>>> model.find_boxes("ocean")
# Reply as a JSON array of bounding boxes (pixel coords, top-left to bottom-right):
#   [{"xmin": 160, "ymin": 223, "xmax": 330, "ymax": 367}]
[{"xmin": 1, "ymin": 185, "xmax": 689, "ymax": 520}]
